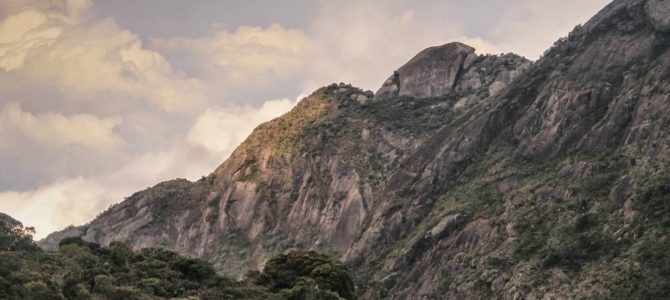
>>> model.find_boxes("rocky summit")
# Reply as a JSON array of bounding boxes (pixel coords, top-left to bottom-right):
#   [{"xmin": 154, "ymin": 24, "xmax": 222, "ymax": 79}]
[
  {"xmin": 373, "ymin": 42, "xmax": 529, "ymax": 101},
  {"xmin": 40, "ymin": 0, "xmax": 670, "ymax": 299}
]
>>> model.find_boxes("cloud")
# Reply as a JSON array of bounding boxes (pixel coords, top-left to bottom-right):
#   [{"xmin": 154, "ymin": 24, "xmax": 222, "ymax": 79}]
[
  {"xmin": 0, "ymin": 177, "xmax": 115, "ymax": 239},
  {"xmin": 458, "ymin": 0, "xmax": 611, "ymax": 59},
  {"xmin": 187, "ymin": 98, "xmax": 296, "ymax": 153},
  {"xmin": 0, "ymin": 145, "xmax": 215, "ymax": 239},
  {"xmin": 0, "ymin": 97, "xmax": 297, "ymax": 238},
  {"xmin": 0, "ymin": 102, "xmax": 123, "ymax": 150},
  {"xmin": 149, "ymin": 1, "xmax": 501, "ymax": 98},
  {"xmin": 0, "ymin": 10, "xmax": 60, "ymax": 71},
  {"xmin": 0, "ymin": 0, "xmax": 206, "ymax": 113},
  {"xmin": 301, "ymin": 0, "xmax": 472, "ymax": 92},
  {"xmin": 153, "ymin": 24, "xmax": 314, "ymax": 87}
]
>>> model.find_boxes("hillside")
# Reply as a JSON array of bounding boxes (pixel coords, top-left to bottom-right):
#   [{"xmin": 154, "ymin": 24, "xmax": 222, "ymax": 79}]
[
  {"xmin": 42, "ymin": 0, "xmax": 670, "ymax": 298},
  {"xmin": 0, "ymin": 212, "xmax": 355, "ymax": 299}
]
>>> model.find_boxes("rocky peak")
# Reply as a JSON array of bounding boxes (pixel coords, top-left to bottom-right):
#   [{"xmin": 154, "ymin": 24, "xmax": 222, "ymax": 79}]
[
  {"xmin": 373, "ymin": 42, "xmax": 529, "ymax": 102},
  {"xmin": 374, "ymin": 42, "xmax": 474, "ymax": 100}
]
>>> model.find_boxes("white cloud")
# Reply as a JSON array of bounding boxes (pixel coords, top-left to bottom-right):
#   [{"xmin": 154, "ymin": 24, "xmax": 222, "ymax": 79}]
[
  {"xmin": 149, "ymin": 2, "xmax": 500, "ymax": 97},
  {"xmin": 482, "ymin": 0, "xmax": 611, "ymax": 59},
  {"xmin": 187, "ymin": 98, "xmax": 295, "ymax": 153},
  {"xmin": 0, "ymin": 102, "xmax": 123, "ymax": 150},
  {"xmin": 0, "ymin": 0, "xmax": 206, "ymax": 113},
  {"xmin": 0, "ymin": 10, "xmax": 60, "ymax": 71},
  {"xmin": 0, "ymin": 98, "xmax": 297, "ymax": 238},
  {"xmin": 0, "ymin": 146, "xmax": 215, "ymax": 239},
  {"xmin": 0, "ymin": 177, "xmax": 116, "ymax": 239},
  {"xmin": 152, "ymin": 24, "xmax": 314, "ymax": 89}
]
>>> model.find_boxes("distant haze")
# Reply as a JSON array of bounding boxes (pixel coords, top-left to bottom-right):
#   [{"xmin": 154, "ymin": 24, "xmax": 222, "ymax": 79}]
[{"xmin": 0, "ymin": 0, "xmax": 610, "ymax": 238}]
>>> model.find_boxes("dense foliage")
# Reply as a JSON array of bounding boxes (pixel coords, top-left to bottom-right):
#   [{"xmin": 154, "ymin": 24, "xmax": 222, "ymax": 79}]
[{"xmin": 0, "ymin": 216, "xmax": 355, "ymax": 300}]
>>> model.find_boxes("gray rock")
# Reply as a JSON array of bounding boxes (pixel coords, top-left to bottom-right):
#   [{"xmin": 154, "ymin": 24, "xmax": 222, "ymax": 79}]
[
  {"xmin": 454, "ymin": 96, "xmax": 470, "ymax": 110},
  {"xmin": 429, "ymin": 213, "xmax": 462, "ymax": 239},
  {"xmin": 488, "ymin": 81, "xmax": 508, "ymax": 97},
  {"xmin": 374, "ymin": 42, "xmax": 529, "ymax": 103},
  {"xmin": 354, "ymin": 94, "xmax": 368, "ymax": 104},
  {"xmin": 373, "ymin": 42, "xmax": 475, "ymax": 100},
  {"xmin": 646, "ymin": 0, "xmax": 670, "ymax": 32},
  {"xmin": 376, "ymin": 73, "xmax": 399, "ymax": 98}
]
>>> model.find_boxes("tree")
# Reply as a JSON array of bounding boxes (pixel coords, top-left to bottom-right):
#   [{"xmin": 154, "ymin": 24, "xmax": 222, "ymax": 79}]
[{"xmin": 261, "ymin": 251, "xmax": 356, "ymax": 300}]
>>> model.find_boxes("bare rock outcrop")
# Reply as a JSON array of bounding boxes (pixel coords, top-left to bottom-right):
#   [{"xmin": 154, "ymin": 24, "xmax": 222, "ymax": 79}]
[
  {"xmin": 646, "ymin": 0, "xmax": 670, "ymax": 31},
  {"xmin": 374, "ymin": 42, "xmax": 475, "ymax": 100},
  {"xmin": 374, "ymin": 42, "xmax": 528, "ymax": 101}
]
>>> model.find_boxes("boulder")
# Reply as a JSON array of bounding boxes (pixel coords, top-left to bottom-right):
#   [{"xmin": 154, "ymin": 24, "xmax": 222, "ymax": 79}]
[{"xmin": 373, "ymin": 42, "xmax": 475, "ymax": 100}]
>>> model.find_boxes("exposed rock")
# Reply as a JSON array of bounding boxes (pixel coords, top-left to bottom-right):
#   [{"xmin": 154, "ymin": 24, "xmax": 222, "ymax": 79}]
[
  {"xmin": 488, "ymin": 81, "xmax": 508, "ymax": 97},
  {"xmin": 374, "ymin": 72, "xmax": 400, "ymax": 100},
  {"xmin": 428, "ymin": 213, "xmax": 462, "ymax": 239},
  {"xmin": 374, "ymin": 42, "xmax": 474, "ymax": 100},
  {"xmin": 453, "ymin": 96, "xmax": 470, "ymax": 110},
  {"xmin": 646, "ymin": 0, "xmax": 670, "ymax": 31},
  {"xmin": 374, "ymin": 42, "xmax": 529, "ymax": 102},
  {"xmin": 350, "ymin": 93, "xmax": 369, "ymax": 104}
]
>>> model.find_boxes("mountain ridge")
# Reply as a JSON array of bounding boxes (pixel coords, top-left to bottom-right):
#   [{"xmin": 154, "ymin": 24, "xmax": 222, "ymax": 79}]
[{"xmin": 40, "ymin": 44, "xmax": 529, "ymax": 280}]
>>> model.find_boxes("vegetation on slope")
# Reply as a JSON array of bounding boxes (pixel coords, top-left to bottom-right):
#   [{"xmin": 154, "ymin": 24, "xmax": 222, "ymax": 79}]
[{"xmin": 0, "ymin": 215, "xmax": 355, "ymax": 300}]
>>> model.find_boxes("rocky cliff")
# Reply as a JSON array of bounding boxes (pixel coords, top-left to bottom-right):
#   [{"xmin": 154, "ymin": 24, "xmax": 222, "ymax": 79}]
[{"xmin": 42, "ymin": 0, "xmax": 670, "ymax": 298}]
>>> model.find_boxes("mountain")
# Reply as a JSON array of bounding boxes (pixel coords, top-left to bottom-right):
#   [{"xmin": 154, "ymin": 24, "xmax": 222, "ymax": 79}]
[
  {"xmin": 40, "ymin": 44, "xmax": 528, "ymax": 268},
  {"xmin": 41, "ymin": 0, "xmax": 670, "ymax": 298}
]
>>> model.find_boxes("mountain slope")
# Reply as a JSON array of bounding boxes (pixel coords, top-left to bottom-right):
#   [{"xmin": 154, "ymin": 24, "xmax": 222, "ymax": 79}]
[
  {"xmin": 41, "ymin": 47, "xmax": 528, "ymax": 275},
  {"xmin": 347, "ymin": 0, "xmax": 670, "ymax": 298},
  {"xmin": 41, "ymin": 0, "xmax": 670, "ymax": 298}
]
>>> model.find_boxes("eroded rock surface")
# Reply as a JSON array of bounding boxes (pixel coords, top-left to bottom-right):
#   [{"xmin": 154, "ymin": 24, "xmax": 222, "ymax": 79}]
[
  {"xmin": 374, "ymin": 42, "xmax": 528, "ymax": 101},
  {"xmin": 646, "ymin": 0, "xmax": 670, "ymax": 31}
]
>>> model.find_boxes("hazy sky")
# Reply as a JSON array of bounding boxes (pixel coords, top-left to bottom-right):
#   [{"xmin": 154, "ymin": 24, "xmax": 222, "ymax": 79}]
[{"xmin": 0, "ymin": 0, "xmax": 610, "ymax": 238}]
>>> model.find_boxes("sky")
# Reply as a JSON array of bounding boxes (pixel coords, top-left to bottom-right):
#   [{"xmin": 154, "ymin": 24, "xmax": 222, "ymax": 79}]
[{"xmin": 0, "ymin": 0, "xmax": 611, "ymax": 238}]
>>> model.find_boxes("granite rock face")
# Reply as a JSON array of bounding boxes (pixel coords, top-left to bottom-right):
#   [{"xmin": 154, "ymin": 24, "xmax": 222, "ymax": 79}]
[
  {"xmin": 374, "ymin": 42, "xmax": 528, "ymax": 101},
  {"xmin": 374, "ymin": 42, "xmax": 474, "ymax": 100},
  {"xmin": 646, "ymin": 0, "xmax": 670, "ymax": 31}
]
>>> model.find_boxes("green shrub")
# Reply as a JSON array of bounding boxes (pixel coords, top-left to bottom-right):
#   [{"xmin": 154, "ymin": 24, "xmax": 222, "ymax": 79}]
[{"xmin": 0, "ymin": 219, "xmax": 355, "ymax": 300}]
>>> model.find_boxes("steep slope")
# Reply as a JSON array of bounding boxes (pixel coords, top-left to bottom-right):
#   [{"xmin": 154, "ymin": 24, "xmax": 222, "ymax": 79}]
[
  {"xmin": 41, "ymin": 46, "xmax": 528, "ymax": 277},
  {"xmin": 345, "ymin": 0, "xmax": 670, "ymax": 298}
]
